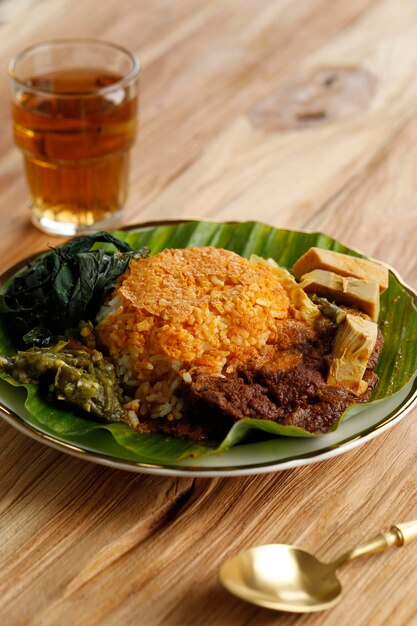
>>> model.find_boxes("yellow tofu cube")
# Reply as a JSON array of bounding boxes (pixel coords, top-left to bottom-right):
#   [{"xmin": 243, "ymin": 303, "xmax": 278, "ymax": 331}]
[
  {"xmin": 299, "ymin": 269, "xmax": 380, "ymax": 321},
  {"xmin": 293, "ymin": 247, "xmax": 389, "ymax": 292}
]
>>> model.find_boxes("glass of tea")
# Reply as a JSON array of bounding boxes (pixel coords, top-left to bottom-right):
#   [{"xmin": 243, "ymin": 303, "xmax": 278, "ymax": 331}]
[{"xmin": 8, "ymin": 39, "xmax": 140, "ymax": 236}]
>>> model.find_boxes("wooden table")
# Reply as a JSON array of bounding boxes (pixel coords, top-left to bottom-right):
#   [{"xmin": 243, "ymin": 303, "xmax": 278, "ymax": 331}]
[{"xmin": 1, "ymin": 1, "xmax": 417, "ymax": 624}]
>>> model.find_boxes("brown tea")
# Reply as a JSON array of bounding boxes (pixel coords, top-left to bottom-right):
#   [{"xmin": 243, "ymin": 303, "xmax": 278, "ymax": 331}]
[{"xmin": 12, "ymin": 68, "xmax": 138, "ymax": 231}]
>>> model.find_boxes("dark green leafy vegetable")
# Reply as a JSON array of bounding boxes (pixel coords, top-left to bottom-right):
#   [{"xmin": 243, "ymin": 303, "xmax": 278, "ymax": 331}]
[
  {"xmin": 0, "ymin": 341, "xmax": 127, "ymax": 423},
  {"xmin": 0, "ymin": 232, "xmax": 149, "ymax": 346}
]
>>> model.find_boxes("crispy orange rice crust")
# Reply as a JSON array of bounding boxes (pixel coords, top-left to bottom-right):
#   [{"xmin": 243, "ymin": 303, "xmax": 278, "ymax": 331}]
[{"xmin": 97, "ymin": 247, "xmax": 290, "ymax": 420}]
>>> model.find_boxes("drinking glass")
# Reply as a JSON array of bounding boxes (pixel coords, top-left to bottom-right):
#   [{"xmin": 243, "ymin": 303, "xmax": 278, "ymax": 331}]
[{"xmin": 8, "ymin": 39, "xmax": 140, "ymax": 236}]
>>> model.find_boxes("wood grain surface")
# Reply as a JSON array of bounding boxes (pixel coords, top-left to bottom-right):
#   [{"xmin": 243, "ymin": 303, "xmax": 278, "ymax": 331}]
[{"xmin": 0, "ymin": 1, "xmax": 417, "ymax": 625}]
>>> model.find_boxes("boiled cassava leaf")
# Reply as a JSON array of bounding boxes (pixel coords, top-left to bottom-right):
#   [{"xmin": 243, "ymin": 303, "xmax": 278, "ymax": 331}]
[{"xmin": 0, "ymin": 232, "xmax": 149, "ymax": 346}]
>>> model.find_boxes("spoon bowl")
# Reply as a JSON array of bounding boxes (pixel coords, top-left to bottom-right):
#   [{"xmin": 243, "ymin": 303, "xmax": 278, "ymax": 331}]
[
  {"xmin": 219, "ymin": 544, "xmax": 342, "ymax": 612},
  {"xmin": 219, "ymin": 521, "xmax": 417, "ymax": 613}
]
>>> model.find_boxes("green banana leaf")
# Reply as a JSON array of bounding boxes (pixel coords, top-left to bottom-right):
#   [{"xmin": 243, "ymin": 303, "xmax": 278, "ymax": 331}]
[{"xmin": 0, "ymin": 220, "xmax": 416, "ymax": 464}]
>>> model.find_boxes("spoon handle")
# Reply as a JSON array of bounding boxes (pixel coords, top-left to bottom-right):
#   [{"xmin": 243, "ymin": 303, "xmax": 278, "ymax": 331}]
[{"xmin": 332, "ymin": 520, "xmax": 417, "ymax": 570}]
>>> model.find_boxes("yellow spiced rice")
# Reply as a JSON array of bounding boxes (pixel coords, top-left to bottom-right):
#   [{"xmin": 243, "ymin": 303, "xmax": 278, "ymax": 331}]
[{"xmin": 96, "ymin": 247, "xmax": 290, "ymax": 423}]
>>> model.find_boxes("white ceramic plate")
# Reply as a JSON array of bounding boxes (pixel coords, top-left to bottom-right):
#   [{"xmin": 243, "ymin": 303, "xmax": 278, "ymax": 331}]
[{"xmin": 0, "ymin": 221, "xmax": 416, "ymax": 476}]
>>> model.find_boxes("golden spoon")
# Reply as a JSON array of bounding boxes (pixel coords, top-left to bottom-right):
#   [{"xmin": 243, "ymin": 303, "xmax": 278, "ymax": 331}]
[{"xmin": 219, "ymin": 521, "xmax": 417, "ymax": 613}]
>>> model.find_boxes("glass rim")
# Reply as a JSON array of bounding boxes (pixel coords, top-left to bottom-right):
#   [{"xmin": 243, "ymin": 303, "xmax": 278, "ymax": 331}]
[{"xmin": 7, "ymin": 38, "xmax": 141, "ymax": 97}]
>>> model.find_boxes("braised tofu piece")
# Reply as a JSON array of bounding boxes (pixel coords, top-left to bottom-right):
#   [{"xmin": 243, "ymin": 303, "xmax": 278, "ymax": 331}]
[
  {"xmin": 327, "ymin": 314, "xmax": 378, "ymax": 396},
  {"xmin": 299, "ymin": 269, "xmax": 380, "ymax": 321},
  {"xmin": 293, "ymin": 247, "xmax": 389, "ymax": 292}
]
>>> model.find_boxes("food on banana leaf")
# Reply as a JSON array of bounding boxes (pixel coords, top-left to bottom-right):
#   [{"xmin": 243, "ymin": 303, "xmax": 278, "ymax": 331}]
[{"xmin": 0, "ymin": 239, "xmax": 389, "ymax": 442}]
